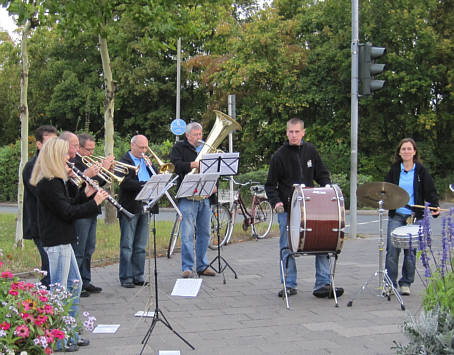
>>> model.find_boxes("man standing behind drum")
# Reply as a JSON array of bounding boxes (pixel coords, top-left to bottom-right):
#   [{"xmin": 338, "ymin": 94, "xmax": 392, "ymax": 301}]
[{"xmin": 265, "ymin": 118, "xmax": 344, "ymax": 298}]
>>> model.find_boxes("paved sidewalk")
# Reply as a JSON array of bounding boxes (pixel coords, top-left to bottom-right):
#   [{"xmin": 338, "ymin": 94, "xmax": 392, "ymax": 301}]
[{"xmin": 74, "ymin": 231, "xmax": 427, "ymax": 355}]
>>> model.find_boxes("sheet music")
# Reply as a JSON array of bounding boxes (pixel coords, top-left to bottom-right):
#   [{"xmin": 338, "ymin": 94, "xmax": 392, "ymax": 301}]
[
  {"xmin": 176, "ymin": 173, "xmax": 219, "ymax": 198},
  {"xmin": 136, "ymin": 174, "xmax": 172, "ymax": 201},
  {"xmin": 200, "ymin": 152, "xmax": 239, "ymax": 176},
  {"xmin": 171, "ymin": 279, "xmax": 202, "ymax": 297}
]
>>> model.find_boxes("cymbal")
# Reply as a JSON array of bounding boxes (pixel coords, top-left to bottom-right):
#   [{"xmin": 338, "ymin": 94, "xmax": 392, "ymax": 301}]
[{"xmin": 357, "ymin": 182, "xmax": 409, "ymax": 210}]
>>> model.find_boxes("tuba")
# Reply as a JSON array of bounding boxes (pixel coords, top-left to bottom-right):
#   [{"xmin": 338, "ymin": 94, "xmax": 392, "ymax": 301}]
[{"xmin": 190, "ymin": 110, "xmax": 242, "ymax": 174}]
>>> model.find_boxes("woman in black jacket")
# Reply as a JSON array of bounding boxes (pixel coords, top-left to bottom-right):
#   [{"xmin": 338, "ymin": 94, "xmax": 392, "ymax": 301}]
[
  {"xmin": 30, "ymin": 137, "xmax": 108, "ymax": 350},
  {"xmin": 384, "ymin": 138, "xmax": 440, "ymax": 296}
]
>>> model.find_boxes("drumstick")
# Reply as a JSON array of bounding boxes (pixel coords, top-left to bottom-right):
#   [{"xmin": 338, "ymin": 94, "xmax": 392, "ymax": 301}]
[{"xmin": 409, "ymin": 204, "xmax": 449, "ymax": 212}]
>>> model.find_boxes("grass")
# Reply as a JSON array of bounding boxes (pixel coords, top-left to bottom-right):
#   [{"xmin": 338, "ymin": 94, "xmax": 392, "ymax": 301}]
[{"xmin": 0, "ymin": 213, "xmax": 279, "ymax": 274}]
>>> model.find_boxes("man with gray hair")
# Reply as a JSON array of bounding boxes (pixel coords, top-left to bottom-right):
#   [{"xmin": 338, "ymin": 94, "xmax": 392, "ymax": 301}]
[
  {"xmin": 116, "ymin": 134, "xmax": 156, "ymax": 288},
  {"xmin": 170, "ymin": 122, "xmax": 216, "ymax": 278}
]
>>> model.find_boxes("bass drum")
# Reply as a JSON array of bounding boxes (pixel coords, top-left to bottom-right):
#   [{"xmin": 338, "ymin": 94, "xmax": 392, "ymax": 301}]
[{"xmin": 288, "ymin": 184, "xmax": 345, "ymax": 253}]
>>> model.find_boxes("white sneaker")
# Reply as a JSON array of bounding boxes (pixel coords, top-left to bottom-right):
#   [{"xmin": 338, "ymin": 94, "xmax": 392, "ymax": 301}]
[{"xmin": 400, "ymin": 285, "xmax": 410, "ymax": 296}]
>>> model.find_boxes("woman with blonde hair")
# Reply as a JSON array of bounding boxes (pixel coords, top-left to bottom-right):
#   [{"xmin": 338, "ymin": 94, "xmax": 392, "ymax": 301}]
[{"xmin": 31, "ymin": 137, "xmax": 108, "ymax": 351}]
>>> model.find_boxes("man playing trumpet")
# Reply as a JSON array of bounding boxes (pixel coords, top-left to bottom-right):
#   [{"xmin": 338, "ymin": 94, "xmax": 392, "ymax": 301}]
[
  {"xmin": 117, "ymin": 135, "xmax": 157, "ymax": 288},
  {"xmin": 73, "ymin": 133, "xmax": 114, "ymax": 297}
]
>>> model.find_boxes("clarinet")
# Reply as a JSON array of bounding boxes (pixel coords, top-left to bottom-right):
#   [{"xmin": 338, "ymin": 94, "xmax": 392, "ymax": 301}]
[{"xmin": 67, "ymin": 162, "xmax": 134, "ymax": 220}]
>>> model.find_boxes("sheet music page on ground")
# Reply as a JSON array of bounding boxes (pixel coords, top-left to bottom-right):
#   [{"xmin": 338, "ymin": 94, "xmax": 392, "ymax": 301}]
[
  {"xmin": 171, "ymin": 279, "xmax": 203, "ymax": 297},
  {"xmin": 92, "ymin": 324, "xmax": 121, "ymax": 334}
]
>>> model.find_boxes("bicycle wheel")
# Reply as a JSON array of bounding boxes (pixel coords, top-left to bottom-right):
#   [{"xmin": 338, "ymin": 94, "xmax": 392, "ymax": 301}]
[
  {"xmin": 252, "ymin": 200, "xmax": 273, "ymax": 239},
  {"xmin": 167, "ymin": 214, "xmax": 181, "ymax": 258},
  {"xmin": 209, "ymin": 204, "xmax": 232, "ymax": 250}
]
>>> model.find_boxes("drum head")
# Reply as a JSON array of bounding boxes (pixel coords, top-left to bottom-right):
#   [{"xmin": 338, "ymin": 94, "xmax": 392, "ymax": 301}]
[
  {"xmin": 391, "ymin": 224, "xmax": 420, "ymax": 237},
  {"xmin": 289, "ymin": 189, "xmax": 303, "ymax": 252}
]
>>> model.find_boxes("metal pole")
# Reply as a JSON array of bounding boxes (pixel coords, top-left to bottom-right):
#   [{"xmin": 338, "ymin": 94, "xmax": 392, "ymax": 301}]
[
  {"xmin": 228, "ymin": 95, "xmax": 236, "ymax": 206},
  {"xmin": 350, "ymin": 0, "xmax": 359, "ymax": 238},
  {"xmin": 176, "ymin": 37, "xmax": 181, "ymax": 141}
]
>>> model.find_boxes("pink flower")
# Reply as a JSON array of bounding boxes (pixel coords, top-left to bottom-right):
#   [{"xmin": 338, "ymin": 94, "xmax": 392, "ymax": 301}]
[
  {"xmin": 45, "ymin": 329, "xmax": 55, "ymax": 343},
  {"xmin": 45, "ymin": 347, "xmax": 52, "ymax": 354},
  {"xmin": 1, "ymin": 271, "xmax": 13, "ymax": 278},
  {"xmin": 0, "ymin": 321, "xmax": 10, "ymax": 330},
  {"xmin": 15, "ymin": 324, "xmax": 30, "ymax": 338},
  {"xmin": 44, "ymin": 304, "xmax": 54, "ymax": 315},
  {"xmin": 34, "ymin": 315, "xmax": 48, "ymax": 327},
  {"xmin": 0, "ymin": 261, "xmax": 3, "ymax": 267},
  {"xmin": 21, "ymin": 312, "xmax": 35, "ymax": 324},
  {"xmin": 51, "ymin": 328, "xmax": 65, "ymax": 340},
  {"xmin": 39, "ymin": 296, "xmax": 49, "ymax": 302},
  {"xmin": 8, "ymin": 289, "xmax": 18, "ymax": 296}
]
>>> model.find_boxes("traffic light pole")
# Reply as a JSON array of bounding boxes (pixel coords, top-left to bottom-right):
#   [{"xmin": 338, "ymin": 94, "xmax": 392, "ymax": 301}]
[{"xmin": 350, "ymin": 0, "xmax": 359, "ymax": 239}]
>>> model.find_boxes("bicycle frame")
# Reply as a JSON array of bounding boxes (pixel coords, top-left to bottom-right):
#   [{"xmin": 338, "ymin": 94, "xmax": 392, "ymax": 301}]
[{"xmin": 230, "ymin": 189, "xmax": 262, "ymax": 229}]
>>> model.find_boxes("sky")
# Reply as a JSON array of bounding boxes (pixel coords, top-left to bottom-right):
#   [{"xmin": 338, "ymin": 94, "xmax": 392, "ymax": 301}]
[{"xmin": 0, "ymin": 7, "xmax": 19, "ymax": 41}]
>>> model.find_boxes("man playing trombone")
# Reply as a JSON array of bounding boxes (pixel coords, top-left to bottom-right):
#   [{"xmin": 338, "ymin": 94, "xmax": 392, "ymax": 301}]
[
  {"xmin": 116, "ymin": 135, "xmax": 157, "ymax": 288},
  {"xmin": 73, "ymin": 133, "xmax": 114, "ymax": 297}
]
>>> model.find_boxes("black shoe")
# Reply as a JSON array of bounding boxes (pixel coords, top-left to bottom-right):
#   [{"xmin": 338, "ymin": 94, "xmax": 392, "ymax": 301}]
[
  {"xmin": 55, "ymin": 344, "xmax": 79, "ymax": 352},
  {"xmin": 277, "ymin": 287, "xmax": 297, "ymax": 298},
  {"xmin": 80, "ymin": 290, "xmax": 90, "ymax": 298},
  {"xmin": 121, "ymin": 282, "xmax": 135, "ymax": 288},
  {"xmin": 77, "ymin": 338, "xmax": 90, "ymax": 347},
  {"xmin": 83, "ymin": 283, "xmax": 102, "ymax": 293},
  {"xmin": 133, "ymin": 281, "xmax": 149, "ymax": 286},
  {"xmin": 313, "ymin": 284, "xmax": 344, "ymax": 299}
]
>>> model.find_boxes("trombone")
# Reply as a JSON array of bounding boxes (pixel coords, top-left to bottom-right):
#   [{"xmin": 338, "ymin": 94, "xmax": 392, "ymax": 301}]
[
  {"xmin": 77, "ymin": 153, "xmax": 124, "ymax": 185},
  {"xmin": 145, "ymin": 147, "xmax": 175, "ymax": 174}
]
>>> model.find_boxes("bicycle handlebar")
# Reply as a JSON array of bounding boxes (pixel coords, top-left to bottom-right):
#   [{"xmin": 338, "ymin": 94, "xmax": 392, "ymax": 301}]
[{"xmin": 222, "ymin": 176, "xmax": 261, "ymax": 186}]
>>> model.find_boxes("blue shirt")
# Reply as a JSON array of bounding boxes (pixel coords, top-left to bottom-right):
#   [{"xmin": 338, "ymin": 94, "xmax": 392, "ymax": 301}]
[
  {"xmin": 128, "ymin": 152, "xmax": 151, "ymax": 182},
  {"xmin": 396, "ymin": 162, "xmax": 415, "ymax": 215}
]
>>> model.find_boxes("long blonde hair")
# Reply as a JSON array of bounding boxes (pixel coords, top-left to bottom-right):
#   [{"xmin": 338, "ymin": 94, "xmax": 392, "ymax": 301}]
[{"xmin": 30, "ymin": 137, "xmax": 69, "ymax": 186}]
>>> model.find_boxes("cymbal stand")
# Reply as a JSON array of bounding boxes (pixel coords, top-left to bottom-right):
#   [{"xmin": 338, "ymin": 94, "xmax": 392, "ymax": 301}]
[
  {"xmin": 347, "ymin": 199, "xmax": 405, "ymax": 311},
  {"xmin": 140, "ymin": 177, "xmax": 194, "ymax": 354}
]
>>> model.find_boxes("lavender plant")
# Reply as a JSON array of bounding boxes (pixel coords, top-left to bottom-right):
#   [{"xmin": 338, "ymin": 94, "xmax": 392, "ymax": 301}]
[{"xmin": 394, "ymin": 206, "xmax": 454, "ymax": 354}]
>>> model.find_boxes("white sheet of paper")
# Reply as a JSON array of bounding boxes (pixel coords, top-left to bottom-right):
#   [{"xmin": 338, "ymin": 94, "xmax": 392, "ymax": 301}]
[
  {"xmin": 134, "ymin": 311, "xmax": 155, "ymax": 317},
  {"xmin": 159, "ymin": 351, "xmax": 180, "ymax": 355},
  {"xmin": 92, "ymin": 324, "xmax": 120, "ymax": 334},
  {"xmin": 171, "ymin": 278, "xmax": 202, "ymax": 297}
]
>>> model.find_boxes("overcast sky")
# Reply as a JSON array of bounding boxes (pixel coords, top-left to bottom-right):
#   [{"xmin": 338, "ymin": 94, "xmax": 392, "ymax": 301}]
[{"xmin": 0, "ymin": 7, "xmax": 18, "ymax": 40}]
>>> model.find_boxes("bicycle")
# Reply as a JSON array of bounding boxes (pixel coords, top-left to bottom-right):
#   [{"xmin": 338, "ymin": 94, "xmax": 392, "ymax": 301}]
[
  {"xmin": 208, "ymin": 178, "xmax": 273, "ymax": 250},
  {"xmin": 167, "ymin": 203, "xmax": 231, "ymax": 258}
]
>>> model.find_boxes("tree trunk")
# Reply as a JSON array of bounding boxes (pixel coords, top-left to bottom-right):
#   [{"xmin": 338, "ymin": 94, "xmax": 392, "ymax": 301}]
[
  {"xmin": 99, "ymin": 33, "xmax": 116, "ymax": 224},
  {"xmin": 15, "ymin": 20, "xmax": 32, "ymax": 249}
]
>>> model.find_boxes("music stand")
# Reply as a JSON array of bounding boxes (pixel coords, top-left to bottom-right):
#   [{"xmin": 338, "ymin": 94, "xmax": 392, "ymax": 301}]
[
  {"xmin": 201, "ymin": 152, "xmax": 240, "ymax": 283},
  {"xmin": 137, "ymin": 174, "xmax": 194, "ymax": 354}
]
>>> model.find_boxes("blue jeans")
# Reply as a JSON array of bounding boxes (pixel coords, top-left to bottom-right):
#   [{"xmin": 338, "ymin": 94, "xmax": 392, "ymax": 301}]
[
  {"xmin": 278, "ymin": 212, "xmax": 331, "ymax": 290},
  {"xmin": 73, "ymin": 216, "xmax": 97, "ymax": 288},
  {"xmin": 179, "ymin": 198, "xmax": 210, "ymax": 272},
  {"xmin": 119, "ymin": 212, "xmax": 149, "ymax": 284},
  {"xmin": 44, "ymin": 244, "xmax": 81, "ymax": 318},
  {"xmin": 385, "ymin": 213, "xmax": 415, "ymax": 288},
  {"xmin": 33, "ymin": 238, "xmax": 50, "ymax": 288}
]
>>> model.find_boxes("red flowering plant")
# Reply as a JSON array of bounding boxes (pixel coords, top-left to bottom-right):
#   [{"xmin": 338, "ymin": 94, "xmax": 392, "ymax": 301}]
[{"xmin": 0, "ymin": 249, "xmax": 95, "ymax": 354}]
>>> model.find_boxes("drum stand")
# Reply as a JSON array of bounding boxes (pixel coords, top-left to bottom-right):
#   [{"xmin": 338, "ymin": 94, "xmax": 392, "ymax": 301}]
[
  {"xmin": 347, "ymin": 200, "xmax": 405, "ymax": 311},
  {"xmin": 280, "ymin": 247, "xmax": 340, "ymax": 309}
]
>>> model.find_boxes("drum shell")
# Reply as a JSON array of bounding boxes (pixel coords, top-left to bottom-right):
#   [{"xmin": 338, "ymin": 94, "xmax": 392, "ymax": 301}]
[
  {"xmin": 391, "ymin": 224, "xmax": 420, "ymax": 249},
  {"xmin": 288, "ymin": 185, "xmax": 345, "ymax": 253}
]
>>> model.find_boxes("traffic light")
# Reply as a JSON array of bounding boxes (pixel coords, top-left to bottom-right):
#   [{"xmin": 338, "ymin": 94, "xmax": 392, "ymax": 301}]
[{"xmin": 359, "ymin": 42, "xmax": 386, "ymax": 95}]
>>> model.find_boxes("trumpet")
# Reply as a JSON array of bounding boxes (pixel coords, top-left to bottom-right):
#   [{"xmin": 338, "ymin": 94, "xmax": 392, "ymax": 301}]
[
  {"xmin": 145, "ymin": 146, "xmax": 175, "ymax": 174},
  {"xmin": 87, "ymin": 155, "xmax": 140, "ymax": 176},
  {"xmin": 77, "ymin": 153, "xmax": 124, "ymax": 185}
]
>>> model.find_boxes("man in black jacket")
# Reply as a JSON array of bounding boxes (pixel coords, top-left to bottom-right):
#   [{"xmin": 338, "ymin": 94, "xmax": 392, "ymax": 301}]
[
  {"xmin": 170, "ymin": 122, "xmax": 216, "ymax": 278},
  {"xmin": 117, "ymin": 135, "xmax": 156, "ymax": 288},
  {"xmin": 265, "ymin": 118, "xmax": 344, "ymax": 299},
  {"xmin": 73, "ymin": 133, "xmax": 113, "ymax": 297},
  {"xmin": 22, "ymin": 125, "xmax": 57, "ymax": 287}
]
